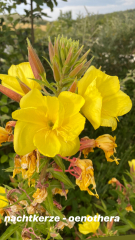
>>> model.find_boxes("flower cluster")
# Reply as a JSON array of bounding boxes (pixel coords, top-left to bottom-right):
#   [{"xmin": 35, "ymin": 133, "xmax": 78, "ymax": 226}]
[{"xmin": 0, "ymin": 36, "xmax": 132, "ymax": 240}]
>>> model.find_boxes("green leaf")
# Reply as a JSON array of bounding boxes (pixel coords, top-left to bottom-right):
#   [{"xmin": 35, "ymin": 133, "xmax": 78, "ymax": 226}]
[
  {"xmin": 53, "ymin": 206, "xmax": 66, "ymax": 223},
  {"xmin": 101, "ymin": 199, "xmax": 107, "ymax": 210},
  {"xmin": 1, "ymin": 155, "xmax": 8, "ymax": 163},
  {"xmin": 0, "ymin": 225, "xmax": 20, "ymax": 240},
  {"xmin": 115, "ymin": 224, "xmax": 131, "ymax": 233},
  {"xmin": 50, "ymin": 180, "xmax": 62, "ymax": 189},
  {"xmin": 94, "ymin": 203, "xmax": 107, "ymax": 213},
  {"xmin": 48, "ymin": 168, "xmax": 74, "ymax": 189},
  {"xmin": 28, "ymin": 78, "xmax": 45, "ymax": 86},
  {"xmin": 54, "ymin": 156, "xmax": 65, "ymax": 172},
  {"xmin": 126, "ymin": 219, "xmax": 135, "ymax": 229},
  {"xmin": 44, "ymin": 185, "xmax": 53, "ymax": 215},
  {"xmin": 36, "ymin": 222, "xmax": 50, "ymax": 235},
  {"xmin": 1, "ymin": 106, "xmax": 9, "ymax": 113}
]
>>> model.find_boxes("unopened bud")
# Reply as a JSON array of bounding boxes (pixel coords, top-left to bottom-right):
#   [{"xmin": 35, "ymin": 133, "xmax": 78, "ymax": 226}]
[
  {"xmin": 49, "ymin": 39, "xmax": 54, "ymax": 63},
  {"xmin": 0, "ymin": 84, "xmax": 21, "ymax": 102},
  {"xmin": 69, "ymin": 62, "xmax": 84, "ymax": 78},
  {"xmin": 68, "ymin": 80, "xmax": 77, "ymax": 93},
  {"xmin": 27, "ymin": 38, "xmax": 45, "ymax": 80},
  {"xmin": 53, "ymin": 62, "xmax": 61, "ymax": 82}
]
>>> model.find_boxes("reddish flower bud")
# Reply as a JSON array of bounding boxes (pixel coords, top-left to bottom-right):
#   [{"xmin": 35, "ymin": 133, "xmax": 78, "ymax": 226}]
[
  {"xmin": 27, "ymin": 38, "xmax": 45, "ymax": 80},
  {"xmin": 0, "ymin": 84, "xmax": 22, "ymax": 102}
]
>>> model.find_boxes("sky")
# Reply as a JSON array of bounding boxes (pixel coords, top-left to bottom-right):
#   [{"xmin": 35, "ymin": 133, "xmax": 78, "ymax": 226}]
[{"xmin": 3, "ymin": 0, "xmax": 135, "ymax": 21}]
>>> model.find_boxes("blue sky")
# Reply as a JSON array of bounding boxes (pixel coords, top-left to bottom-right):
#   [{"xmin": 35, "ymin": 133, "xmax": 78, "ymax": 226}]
[{"xmin": 6, "ymin": 0, "xmax": 135, "ymax": 21}]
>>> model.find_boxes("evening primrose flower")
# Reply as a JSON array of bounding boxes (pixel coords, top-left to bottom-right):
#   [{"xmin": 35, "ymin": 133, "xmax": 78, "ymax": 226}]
[
  {"xmin": 78, "ymin": 214, "xmax": 100, "ymax": 234},
  {"xmin": 12, "ymin": 89, "xmax": 85, "ymax": 157},
  {"xmin": 78, "ymin": 66, "xmax": 132, "ymax": 130},
  {"xmin": 0, "ymin": 62, "xmax": 41, "ymax": 96}
]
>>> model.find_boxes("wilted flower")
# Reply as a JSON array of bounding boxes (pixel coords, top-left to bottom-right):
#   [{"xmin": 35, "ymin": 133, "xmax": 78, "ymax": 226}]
[
  {"xmin": 12, "ymin": 89, "xmax": 85, "ymax": 157},
  {"xmin": 32, "ymin": 188, "xmax": 48, "ymax": 205},
  {"xmin": 80, "ymin": 137, "xmax": 95, "ymax": 158},
  {"xmin": 0, "ymin": 63, "xmax": 41, "ymax": 96},
  {"xmin": 95, "ymin": 134, "xmax": 119, "ymax": 164},
  {"xmin": 78, "ymin": 66, "xmax": 132, "ymax": 130},
  {"xmin": 76, "ymin": 159, "xmax": 98, "ymax": 198},
  {"xmin": 52, "ymin": 188, "xmax": 68, "ymax": 199},
  {"xmin": 13, "ymin": 150, "xmax": 40, "ymax": 186},
  {"xmin": 78, "ymin": 213, "xmax": 100, "ymax": 234}
]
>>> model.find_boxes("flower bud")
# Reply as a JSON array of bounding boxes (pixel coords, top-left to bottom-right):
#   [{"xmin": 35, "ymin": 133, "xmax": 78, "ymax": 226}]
[
  {"xmin": 68, "ymin": 79, "xmax": 77, "ymax": 93},
  {"xmin": 128, "ymin": 159, "xmax": 135, "ymax": 173},
  {"xmin": 27, "ymin": 38, "xmax": 45, "ymax": 80},
  {"xmin": 0, "ymin": 84, "xmax": 22, "ymax": 102}
]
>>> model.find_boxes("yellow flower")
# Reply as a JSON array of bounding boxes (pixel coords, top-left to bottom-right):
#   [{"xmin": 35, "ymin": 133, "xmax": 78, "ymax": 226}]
[
  {"xmin": 0, "ymin": 187, "xmax": 8, "ymax": 208},
  {"xmin": 76, "ymin": 159, "xmax": 98, "ymax": 198},
  {"xmin": 95, "ymin": 134, "xmax": 120, "ymax": 164},
  {"xmin": 78, "ymin": 214, "xmax": 100, "ymax": 234},
  {"xmin": 0, "ymin": 62, "xmax": 41, "ymax": 96},
  {"xmin": 78, "ymin": 66, "xmax": 132, "ymax": 130},
  {"xmin": 12, "ymin": 89, "xmax": 85, "ymax": 157},
  {"xmin": 125, "ymin": 204, "xmax": 133, "ymax": 212},
  {"xmin": 128, "ymin": 159, "xmax": 135, "ymax": 172}
]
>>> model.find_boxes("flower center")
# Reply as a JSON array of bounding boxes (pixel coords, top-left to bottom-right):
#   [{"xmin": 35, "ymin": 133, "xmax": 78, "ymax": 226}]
[{"xmin": 48, "ymin": 120, "xmax": 54, "ymax": 129}]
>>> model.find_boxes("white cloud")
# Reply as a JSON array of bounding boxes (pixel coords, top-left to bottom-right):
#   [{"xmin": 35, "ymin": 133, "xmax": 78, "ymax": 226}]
[
  {"xmin": 118, "ymin": 0, "xmax": 135, "ymax": 5},
  {"xmin": 43, "ymin": 3, "xmax": 135, "ymax": 21}
]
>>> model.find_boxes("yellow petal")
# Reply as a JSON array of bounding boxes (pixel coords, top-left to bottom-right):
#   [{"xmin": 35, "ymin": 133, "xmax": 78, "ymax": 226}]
[
  {"xmin": 95, "ymin": 72, "xmax": 120, "ymax": 98},
  {"xmin": 78, "ymin": 224, "xmax": 91, "ymax": 235},
  {"xmin": 81, "ymin": 79, "xmax": 102, "ymax": 129},
  {"xmin": 102, "ymin": 90, "xmax": 132, "ymax": 117},
  {"xmin": 58, "ymin": 137, "xmax": 80, "ymax": 157},
  {"xmin": 14, "ymin": 121, "xmax": 41, "ymax": 155},
  {"xmin": 58, "ymin": 113, "xmax": 85, "ymax": 142},
  {"xmin": 12, "ymin": 108, "xmax": 47, "ymax": 127},
  {"xmin": 20, "ymin": 89, "xmax": 46, "ymax": 109},
  {"xmin": 101, "ymin": 114, "xmax": 117, "ymax": 131},
  {"xmin": 33, "ymin": 130, "xmax": 61, "ymax": 157},
  {"xmin": 78, "ymin": 66, "xmax": 96, "ymax": 96},
  {"xmin": 58, "ymin": 91, "xmax": 85, "ymax": 117},
  {"xmin": 0, "ymin": 74, "xmax": 25, "ymax": 96},
  {"xmin": 46, "ymin": 96, "xmax": 59, "ymax": 124},
  {"xmin": 8, "ymin": 62, "xmax": 41, "ymax": 90},
  {"xmin": 0, "ymin": 187, "xmax": 8, "ymax": 208}
]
